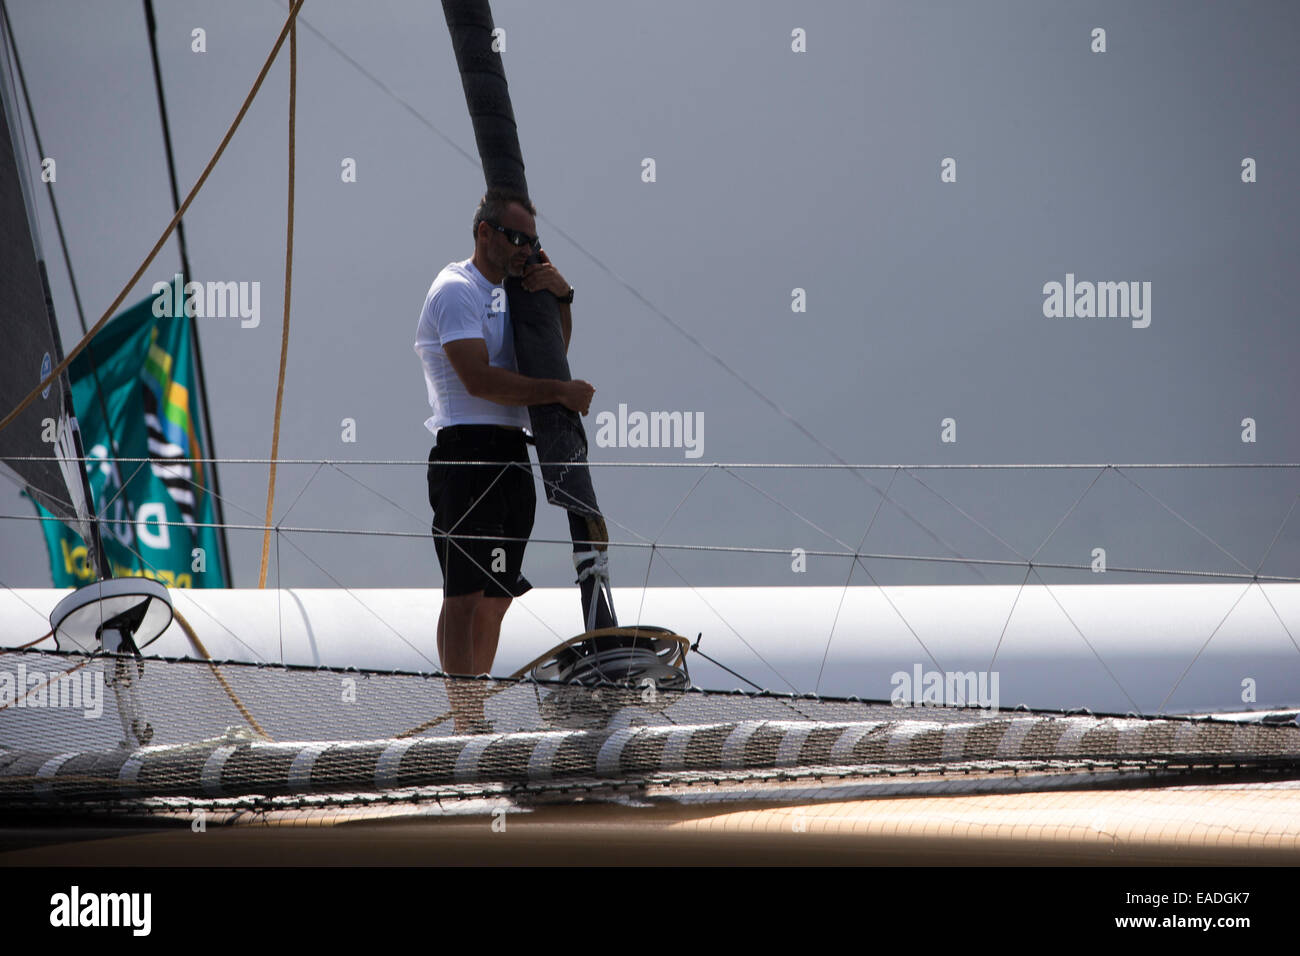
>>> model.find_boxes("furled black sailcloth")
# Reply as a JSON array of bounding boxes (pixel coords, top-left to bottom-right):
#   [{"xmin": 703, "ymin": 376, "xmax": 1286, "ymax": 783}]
[
  {"xmin": 0, "ymin": 46, "xmax": 97, "ymax": 561},
  {"xmin": 441, "ymin": 0, "xmax": 599, "ymax": 520},
  {"xmin": 442, "ymin": 0, "xmax": 615, "ymax": 633}
]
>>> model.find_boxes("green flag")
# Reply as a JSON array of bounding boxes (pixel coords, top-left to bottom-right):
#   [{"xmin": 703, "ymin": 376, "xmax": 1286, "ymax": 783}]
[{"xmin": 31, "ymin": 291, "xmax": 228, "ymax": 588}]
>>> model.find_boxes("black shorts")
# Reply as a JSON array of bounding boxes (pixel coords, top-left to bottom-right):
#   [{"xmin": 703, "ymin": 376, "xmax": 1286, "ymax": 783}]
[{"xmin": 427, "ymin": 425, "xmax": 536, "ymax": 598}]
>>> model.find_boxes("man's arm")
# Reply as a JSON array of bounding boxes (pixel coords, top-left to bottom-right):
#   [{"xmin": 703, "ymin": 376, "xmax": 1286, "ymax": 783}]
[{"xmin": 444, "ymin": 338, "xmax": 593, "ymax": 414}]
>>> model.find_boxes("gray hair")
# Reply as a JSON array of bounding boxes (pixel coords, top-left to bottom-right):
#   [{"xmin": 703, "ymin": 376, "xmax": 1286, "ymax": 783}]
[{"xmin": 472, "ymin": 189, "xmax": 536, "ymax": 240}]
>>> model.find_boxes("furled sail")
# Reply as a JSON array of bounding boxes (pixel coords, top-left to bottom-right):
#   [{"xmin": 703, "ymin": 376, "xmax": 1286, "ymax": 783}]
[
  {"xmin": 0, "ymin": 23, "xmax": 98, "ymax": 566},
  {"xmin": 441, "ymin": 0, "xmax": 616, "ymax": 632}
]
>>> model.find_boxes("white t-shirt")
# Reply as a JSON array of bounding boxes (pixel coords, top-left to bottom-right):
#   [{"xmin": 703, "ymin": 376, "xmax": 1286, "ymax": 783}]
[{"xmin": 414, "ymin": 259, "xmax": 530, "ymax": 435}]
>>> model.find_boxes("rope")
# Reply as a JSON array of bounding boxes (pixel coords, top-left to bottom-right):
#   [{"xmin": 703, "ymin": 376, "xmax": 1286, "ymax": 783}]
[
  {"xmin": 12, "ymin": 629, "xmax": 53, "ymax": 650},
  {"xmin": 0, "ymin": 0, "xmax": 306, "ymax": 439},
  {"xmin": 258, "ymin": 15, "xmax": 298, "ymax": 588},
  {"xmin": 171, "ymin": 607, "xmax": 272, "ymax": 740},
  {"xmin": 688, "ymin": 637, "xmax": 764, "ymax": 692},
  {"xmin": 0, "ymin": 658, "xmax": 89, "ymax": 713}
]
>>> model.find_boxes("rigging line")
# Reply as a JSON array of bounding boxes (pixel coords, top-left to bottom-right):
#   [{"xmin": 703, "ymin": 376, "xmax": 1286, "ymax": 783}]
[
  {"xmin": 703, "ymin": 465, "xmax": 964, "ymax": 686},
  {"xmin": 1252, "ymin": 489, "xmax": 1300, "ymax": 579},
  {"xmin": 816, "ymin": 466, "xmax": 900, "ymax": 692},
  {"xmin": 634, "ymin": 542, "xmax": 655, "ymax": 630},
  {"xmin": 521, "ymin": 450, "xmax": 656, "ymax": 546},
  {"xmin": 274, "ymin": 460, "xmax": 326, "ymax": 527},
  {"xmin": 84, "ymin": 490, "xmax": 268, "ymax": 658},
  {"xmin": 264, "ymin": 2, "xmax": 984, "ymax": 582},
  {"xmin": 259, "ymin": 14, "xmax": 297, "ymax": 590},
  {"xmin": 497, "ymin": 438, "xmax": 663, "ymax": 556},
  {"xmin": 1112, "ymin": 466, "xmax": 1254, "ymax": 575},
  {"xmin": 901, "ymin": 467, "xmax": 1027, "ymax": 563},
  {"xmin": 276, "ymin": 521, "xmax": 564, "ymax": 662},
  {"xmin": 720, "ymin": 464, "xmax": 859, "ymax": 555},
  {"xmin": 331, "ymin": 460, "xmax": 591, "ymax": 605},
  {"xmin": 986, "ymin": 564, "xmax": 1035, "ymax": 671},
  {"xmin": 275, "ymin": 522, "xmax": 283, "ymax": 658},
  {"xmin": 3, "ymin": 509, "xmax": 1296, "ymax": 582},
  {"xmin": 132, "ymin": 448, "xmax": 268, "ymax": 525},
  {"xmin": 444, "ymin": 463, "xmax": 513, "ymax": 536},
  {"xmin": 5, "ymin": 454, "xmax": 256, "ymax": 527},
  {"xmin": 848, "ymin": 553, "xmax": 944, "ymax": 675},
  {"xmin": 643, "ymin": 545, "xmax": 799, "ymax": 693},
  {"xmin": 635, "ymin": 463, "xmax": 719, "ymax": 628},
  {"xmin": 1252, "ymin": 581, "xmax": 1300, "ymax": 658},
  {"xmin": 1248, "ymin": 490, "xmax": 1300, "ymax": 658},
  {"xmin": 330, "ymin": 461, "xmax": 427, "ymax": 525},
  {"xmin": 334, "ymin": 490, "xmax": 583, "ymax": 655},
  {"xmin": 5, "ymin": 496, "xmax": 267, "ymax": 660},
  {"xmin": 92, "ymin": 457, "xmax": 150, "ymax": 515},
  {"xmin": 654, "ymin": 462, "xmax": 717, "ymax": 542},
  {"xmin": 0, "ymin": 467, "xmax": 75, "ymax": 516},
  {"xmin": 142, "ymin": 0, "xmax": 193, "ymax": 283},
  {"xmin": 0, "ymin": 0, "xmax": 307, "ymax": 438},
  {"xmin": 717, "ymin": 466, "xmax": 964, "ymax": 681},
  {"xmin": 339, "ymin": 446, "xmax": 658, "ymax": 551},
  {"xmin": 0, "ymin": 573, "xmax": 59, "ymax": 652},
  {"xmin": 63, "ymin": 506, "xmax": 268, "ymax": 661},
  {"xmin": 24, "ymin": 438, "xmax": 280, "ymax": 645},
  {"xmin": 1027, "ymin": 465, "xmax": 1109, "ymax": 564},
  {"xmin": 686, "ymin": 643, "xmax": 765, "ymax": 693},
  {"xmin": 268, "ymin": 0, "xmax": 480, "ymax": 170},
  {"xmin": 1028, "ymin": 564, "xmax": 1142, "ymax": 715},
  {"xmin": 544, "ymin": 213, "xmax": 993, "ymax": 581},
  {"xmin": 193, "ymin": 473, "xmax": 270, "ymax": 523},
  {"xmin": 144, "ymin": 0, "xmax": 235, "ymax": 589},
  {"xmin": 902, "ymin": 462, "xmax": 1113, "ymax": 671},
  {"xmin": 273, "ymin": 529, "xmax": 439, "ymax": 670},
  {"xmin": 8, "ymin": 455, "xmax": 1300, "ymax": 470},
  {"xmin": 1155, "ymin": 581, "xmax": 1256, "ymax": 715}
]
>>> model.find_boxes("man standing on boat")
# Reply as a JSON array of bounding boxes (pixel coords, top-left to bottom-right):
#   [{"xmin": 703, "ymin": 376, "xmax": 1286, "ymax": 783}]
[{"xmin": 415, "ymin": 189, "xmax": 593, "ymax": 731}]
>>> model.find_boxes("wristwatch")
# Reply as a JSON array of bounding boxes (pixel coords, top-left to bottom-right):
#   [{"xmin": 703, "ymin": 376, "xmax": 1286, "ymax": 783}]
[{"xmin": 557, "ymin": 286, "xmax": 575, "ymax": 305}]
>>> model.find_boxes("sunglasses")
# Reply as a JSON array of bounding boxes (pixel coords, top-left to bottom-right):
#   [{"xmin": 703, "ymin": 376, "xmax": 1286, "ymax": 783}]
[{"xmin": 485, "ymin": 220, "xmax": 540, "ymax": 250}]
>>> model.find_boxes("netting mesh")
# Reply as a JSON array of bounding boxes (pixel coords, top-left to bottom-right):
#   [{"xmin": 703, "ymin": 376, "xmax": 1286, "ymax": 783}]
[{"xmin": 2, "ymin": 648, "xmax": 1298, "ymax": 806}]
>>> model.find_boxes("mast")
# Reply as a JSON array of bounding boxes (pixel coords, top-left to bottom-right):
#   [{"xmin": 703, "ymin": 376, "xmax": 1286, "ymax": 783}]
[{"xmin": 143, "ymin": 0, "xmax": 235, "ymax": 587}]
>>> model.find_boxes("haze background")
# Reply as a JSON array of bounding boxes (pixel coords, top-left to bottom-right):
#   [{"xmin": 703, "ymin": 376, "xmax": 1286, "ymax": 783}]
[{"xmin": 1, "ymin": 0, "xmax": 1297, "ymax": 604}]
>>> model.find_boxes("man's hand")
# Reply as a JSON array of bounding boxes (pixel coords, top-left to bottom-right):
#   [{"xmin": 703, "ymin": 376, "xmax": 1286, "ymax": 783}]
[
  {"xmin": 444, "ymin": 338, "xmax": 591, "ymax": 411},
  {"xmin": 521, "ymin": 249, "xmax": 569, "ymax": 298},
  {"xmin": 559, "ymin": 379, "xmax": 595, "ymax": 415}
]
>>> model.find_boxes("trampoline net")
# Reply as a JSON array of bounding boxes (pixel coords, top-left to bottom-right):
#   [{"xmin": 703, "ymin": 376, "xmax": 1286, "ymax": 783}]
[{"xmin": 2, "ymin": 648, "xmax": 1298, "ymax": 807}]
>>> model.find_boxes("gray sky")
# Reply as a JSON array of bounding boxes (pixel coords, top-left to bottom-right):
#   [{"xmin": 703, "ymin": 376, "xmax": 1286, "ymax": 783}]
[{"xmin": 2, "ymin": 0, "xmax": 1298, "ymax": 596}]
